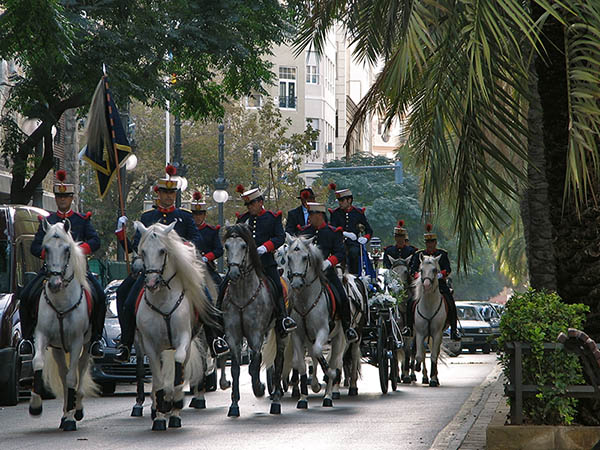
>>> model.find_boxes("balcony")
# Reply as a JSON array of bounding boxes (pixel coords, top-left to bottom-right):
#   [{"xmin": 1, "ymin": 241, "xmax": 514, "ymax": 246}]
[{"xmin": 279, "ymin": 95, "xmax": 297, "ymax": 109}]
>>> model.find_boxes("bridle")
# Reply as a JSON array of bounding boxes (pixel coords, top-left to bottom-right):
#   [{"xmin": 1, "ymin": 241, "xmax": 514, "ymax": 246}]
[
  {"xmin": 287, "ymin": 251, "xmax": 318, "ymax": 287},
  {"xmin": 143, "ymin": 249, "xmax": 176, "ymax": 289},
  {"xmin": 44, "ymin": 246, "xmax": 74, "ymax": 287},
  {"xmin": 226, "ymin": 237, "xmax": 253, "ymax": 280}
]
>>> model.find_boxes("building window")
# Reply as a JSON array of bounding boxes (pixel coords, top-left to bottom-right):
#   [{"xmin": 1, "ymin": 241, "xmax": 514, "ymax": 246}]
[
  {"xmin": 306, "ymin": 65, "xmax": 319, "ymax": 84},
  {"xmin": 307, "ymin": 118, "xmax": 320, "ymax": 151},
  {"xmin": 279, "ymin": 67, "xmax": 297, "ymax": 109},
  {"xmin": 245, "ymin": 93, "xmax": 263, "ymax": 108}
]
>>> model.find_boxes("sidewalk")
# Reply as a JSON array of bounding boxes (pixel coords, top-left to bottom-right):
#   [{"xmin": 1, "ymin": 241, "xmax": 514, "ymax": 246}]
[{"xmin": 431, "ymin": 363, "xmax": 507, "ymax": 450}]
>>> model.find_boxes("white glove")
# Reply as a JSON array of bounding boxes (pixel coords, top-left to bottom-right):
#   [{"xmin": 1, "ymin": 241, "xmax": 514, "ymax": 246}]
[
  {"xmin": 201, "ymin": 256, "xmax": 208, "ymax": 262},
  {"xmin": 322, "ymin": 260, "xmax": 332, "ymax": 271},
  {"xmin": 357, "ymin": 236, "xmax": 368, "ymax": 245},
  {"xmin": 343, "ymin": 231, "xmax": 357, "ymax": 241},
  {"xmin": 257, "ymin": 245, "xmax": 267, "ymax": 255},
  {"xmin": 437, "ymin": 272, "xmax": 443, "ymax": 279},
  {"xmin": 115, "ymin": 215, "xmax": 128, "ymax": 232}
]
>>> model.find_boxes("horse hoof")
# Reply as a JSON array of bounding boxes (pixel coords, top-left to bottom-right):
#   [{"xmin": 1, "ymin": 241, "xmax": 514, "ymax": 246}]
[
  {"xmin": 62, "ymin": 420, "xmax": 76, "ymax": 431},
  {"xmin": 168, "ymin": 416, "xmax": 182, "ymax": 428},
  {"xmin": 414, "ymin": 363, "xmax": 421, "ymax": 372},
  {"xmin": 422, "ymin": 377, "xmax": 429, "ymax": 385},
  {"xmin": 410, "ymin": 374, "xmax": 417, "ymax": 381},
  {"xmin": 311, "ymin": 383, "xmax": 321, "ymax": 394},
  {"xmin": 291, "ymin": 386, "xmax": 300, "ymax": 399},
  {"xmin": 343, "ymin": 379, "xmax": 349, "ymax": 387},
  {"xmin": 220, "ymin": 380, "xmax": 231, "ymax": 390},
  {"xmin": 402, "ymin": 376, "xmax": 412, "ymax": 384},
  {"xmin": 296, "ymin": 400, "xmax": 308, "ymax": 409},
  {"xmin": 189, "ymin": 398, "xmax": 206, "ymax": 409},
  {"xmin": 348, "ymin": 387, "xmax": 358, "ymax": 396},
  {"xmin": 59, "ymin": 417, "xmax": 66, "ymax": 429},
  {"xmin": 152, "ymin": 419, "xmax": 167, "ymax": 431},
  {"xmin": 253, "ymin": 382, "xmax": 265, "ymax": 398},
  {"xmin": 29, "ymin": 404, "xmax": 42, "ymax": 416},
  {"xmin": 131, "ymin": 405, "xmax": 143, "ymax": 417},
  {"xmin": 151, "ymin": 408, "xmax": 157, "ymax": 420},
  {"xmin": 429, "ymin": 380, "xmax": 439, "ymax": 387},
  {"xmin": 270, "ymin": 403, "xmax": 281, "ymax": 415},
  {"xmin": 228, "ymin": 406, "xmax": 240, "ymax": 417},
  {"xmin": 75, "ymin": 409, "xmax": 84, "ymax": 421},
  {"xmin": 332, "ymin": 392, "xmax": 341, "ymax": 400},
  {"xmin": 322, "ymin": 398, "xmax": 333, "ymax": 407}
]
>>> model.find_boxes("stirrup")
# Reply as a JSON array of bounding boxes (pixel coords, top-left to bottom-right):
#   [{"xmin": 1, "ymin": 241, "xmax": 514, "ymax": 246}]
[
  {"xmin": 282, "ymin": 317, "xmax": 297, "ymax": 333},
  {"xmin": 212, "ymin": 337, "xmax": 230, "ymax": 356},
  {"xmin": 402, "ymin": 327, "xmax": 412, "ymax": 337},
  {"xmin": 345, "ymin": 328, "xmax": 359, "ymax": 344},
  {"xmin": 18, "ymin": 339, "xmax": 34, "ymax": 356},
  {"xmin": 90, "ymin": 340, "xmax": 105, "ymax": 359},
  {"xmin": 115, "ymin": 345, "xmax": 131, "ymax": 363}
]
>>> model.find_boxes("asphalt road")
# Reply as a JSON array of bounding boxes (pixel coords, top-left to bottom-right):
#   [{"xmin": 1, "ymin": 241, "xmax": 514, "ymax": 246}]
[{"xmin": 0, "ymin": 353, "xmax": 497, "ymax": 450}]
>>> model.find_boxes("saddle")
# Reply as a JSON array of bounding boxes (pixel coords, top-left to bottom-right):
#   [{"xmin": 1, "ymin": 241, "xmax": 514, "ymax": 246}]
[
  {"xmin": 263, "ymin": 276, "xmax": 290, "ymax": 311},
  {"xmin": 324, "ymin": 282, "xmax": 338, "ymax": 321}
]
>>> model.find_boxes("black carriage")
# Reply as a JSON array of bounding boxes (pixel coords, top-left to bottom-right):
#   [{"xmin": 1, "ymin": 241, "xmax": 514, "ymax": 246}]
[{"xmin": 359, "ymin": 294, "xmax": 404, "ymax": 393}]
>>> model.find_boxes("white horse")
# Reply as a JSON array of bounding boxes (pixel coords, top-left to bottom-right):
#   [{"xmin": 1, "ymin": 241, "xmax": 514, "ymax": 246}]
[
  {"xmin": 286, "ymin": 235, "xmax": 346, "ymax": 408},
  {"xmin": 29, "ymin": 220, "xmax": 98, "ymax": 431},
  {"xmin": 342, "ymin": 272, "xmax": 368, "ymax": 397},
  {"xmin": 413, "ymin": 254, "xmax": 447, "ymax": 387},
  {"xmin": 134, "ymin": 221, "xmax": 218, "ymax": 430}
]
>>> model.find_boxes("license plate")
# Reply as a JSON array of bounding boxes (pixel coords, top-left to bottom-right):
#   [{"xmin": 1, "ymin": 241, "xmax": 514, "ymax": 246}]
[
  {"xmin": 462, "ymin": 337, "xmax": 474, "ymax": 343},
  {"xmin": 129, "ymin": 355, "xmax": 149, "ymax": 365}
]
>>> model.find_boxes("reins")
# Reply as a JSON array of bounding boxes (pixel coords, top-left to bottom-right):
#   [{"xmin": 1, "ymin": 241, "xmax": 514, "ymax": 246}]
[
  {"xmin": 44, "ymin": 247, "xmax": 75, "ymax": 287},
  {"xmin": 144, "ymin": 252, "xmax": 177, "ymax": 289},
  {"xmin": 43, "ymin": 287, "xmax": 85, "ymax": 353},
  {"xmin": 416, "ymin": 269, "xmax": 444, "ymax": 340}
]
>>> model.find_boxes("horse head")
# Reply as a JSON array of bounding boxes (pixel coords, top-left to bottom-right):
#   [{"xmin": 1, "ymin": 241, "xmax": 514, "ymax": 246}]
[
  {"xmin": 419, "ymin": 254, "xmax": 441, "ymax": 292},
  {"xmin": 388, "ymin": 255, "xmax": 412, "ymax": 286},
  {"xmin": 135, "ymin": 221, "xmax": 177, "ymax": 291},
  {"xmin": 223, "ymin": 223, "xmax": 260, "ymax": 282},
  {"xmin": 286, "ymin": 235, "xmax": 318, "ymax": 290},
  {"xmin": 42, "ymin": 220, "xmax": 76, "ymax": 293}
]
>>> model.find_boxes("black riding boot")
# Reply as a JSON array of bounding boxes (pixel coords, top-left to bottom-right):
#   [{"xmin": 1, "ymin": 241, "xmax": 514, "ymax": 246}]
[
  {"xmin": 87, "ymin": 273, "xmax": 106, "ymax": 358},
  {"xmin": 204, "ymin": 313, "xmax": 229, "ymax": 357},
  {"xmin": 403, "ymin": 297, "xmax": 414, "ymax": 336},
  {"xmin": 17, "ymin": 271, "xmax": 45, "ymax": 356},
  {"xmin": 328, "ymin": 271, "xmax": 358, "ymax": 343},
  {"xmin": 115, "ymin": 277, "xmax": 143, "ymax": 362},
  {"xmin": 442, "ymin": 287, "xmax": 460, "ymax": 341},
  {"xmin": 264, "ymin": 265, "xmax": 296, "ymax": 336}
]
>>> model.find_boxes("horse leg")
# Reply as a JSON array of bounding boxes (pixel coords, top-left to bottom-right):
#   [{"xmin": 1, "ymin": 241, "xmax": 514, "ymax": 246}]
[
  {"xmin": 414, "ymin": 331, "xmax": 425, "ymax": 374},
  {"xmin": 348, "ymin": 342, "xmax": 361, "ymax": 396},
  {"xmin": 269, "ymin": 331, "xmax": 285, "ymax": 415},
  {"xmin": 329, "ymin": 329, "xmax": 345, "ymax": 401},
  {"xmin": 429, "ymin": 334, "xmax": 442, "ymax": 387},
  {"xmin": 168, "ymin": 338, "xmax": 189, "ymax": 429},
  {"xmin": 227, "ymin": 335, "xmax": 242, "ymax": 417},
  {"xmin": 313, "ymin": 328, "xmax": 335, "ymax": 407},
  {"xmin": 146, "ymin": 347, "xmax": 166, "ymax": 431},
  {"xmin": 292, "ymin": 335, "xmax": 308, "ymax": 409},
  {"xmin": 421, "ymin": 338, "xmax": 430, "ymax": 385},
  {"xmin": 190, "ymin": 346, "xmax": 207, "ymax": 409},
  {"xmin": 247, "ymin": 345, "xmax": 265, "ymax": 398},
  {"xmin": 218, "ymin": 355, "xmax": 231, "ymax": 390},
  {"xmin": 29, "ymin": 333, "xmax": 48, "ymax": 417},
  {"xmin": 52, "ymin": 349, "xmax": 69, "ymax": 429},
  {"xmin": 74, "ymin": 348, "xmax": 91, "ymax": 422},
  {"xmin": 63, "ymin": 339, "xmax": 84, "ymax": 431},
  {"xmin": 310, "ymin": 356, "xmax": 321, "ymax": 393},
  {"xmin": 132, "ymin": 342, "xmax": 145, "ymax": 417}
]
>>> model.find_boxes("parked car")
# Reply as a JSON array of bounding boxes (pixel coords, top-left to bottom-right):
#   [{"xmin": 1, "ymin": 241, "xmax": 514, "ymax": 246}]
[
  {"xmin": 91, "ymin": 280, "xmax": 151, "ymax": 395},
  {"xmin": 456, "ymin": 304, "xmax": 494, "ymax": 353},
  {"xmin": 442, "ymin": 327, "xmax": 462, "ymax": 357},
  {"xmin": 460, "ymin": 301, "xmax": 501, "ymax": 350},
  {"xmin": 0, "ymin": 205, "xmax": 49, "ymax": 406}
]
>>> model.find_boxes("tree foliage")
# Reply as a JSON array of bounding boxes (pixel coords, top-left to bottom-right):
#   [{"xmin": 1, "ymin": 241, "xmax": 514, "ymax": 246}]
[{"xmin": 0, "ymin": 0, "xmax": 289, "ymax": 203}]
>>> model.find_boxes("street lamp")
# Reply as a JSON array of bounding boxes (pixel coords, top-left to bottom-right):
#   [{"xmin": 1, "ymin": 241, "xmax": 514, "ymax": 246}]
[{"xmin": 214, "ymin": 124, "xmax": 228, "ymax": 272}]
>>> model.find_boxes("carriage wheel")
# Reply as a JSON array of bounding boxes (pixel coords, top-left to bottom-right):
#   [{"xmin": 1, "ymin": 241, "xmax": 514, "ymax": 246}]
[
  {"xmin": 377, "ymin": 318, "xmax": 389, "ymax": 394},
  {"xmin": 390, "ymin": 349, "xmax": 399, "ymax": 392}
]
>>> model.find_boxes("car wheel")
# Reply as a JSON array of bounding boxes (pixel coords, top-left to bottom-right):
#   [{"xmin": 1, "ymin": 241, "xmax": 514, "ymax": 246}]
[
  {"xmin": 0, "ymin": 348, "xmax": 19, "ymax": 406},
  {"xmin": 468, "ymin": 347, "xmax": 476, "ymax": 354},
  {"xmin": 482, "ymin": 344, "xmax": 491, "ymax": 354},
  {"xmin": 101, "ymin": 382, "xmax": 116, "ymax": 396}
]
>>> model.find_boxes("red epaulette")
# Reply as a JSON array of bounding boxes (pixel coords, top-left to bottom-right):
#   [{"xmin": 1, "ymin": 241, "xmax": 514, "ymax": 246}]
[
  {"xmin": 76, "ymin": 211, "xmax": 92, "ymax": 220},
  {"xmin": 37, "ymin": 215, "xmax": 45, "ymax": 222},
  {"xmin": 267, "ymin": 210, "xmax": 282, "ymax": 218},
  {"xmin": 328, "ymin": 207, "xmax": 336, "ymax": 214},
  {"xmin": 299, "ymin": 224, "xmax": 311, "ymax": 231},
  {"xmin": 352, "ymin": 206, "xmax": 365, "ymax": 214},
  {"xmin": 214, "ymin": 225, "xmax": 221, "ymax": 231},
  {"xmin": 296, "ymin": 224, "xmax": 302, "ymax": 230},
  {"xmin": 235, "ymin": 212, "xmax": 241, "ymax": 218},
  {"xmin": 331, "ymin": 226, "xmax": 343, "ymax": 233}
]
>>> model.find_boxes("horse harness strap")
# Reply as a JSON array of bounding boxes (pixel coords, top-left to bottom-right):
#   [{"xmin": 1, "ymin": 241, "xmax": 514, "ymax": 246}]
[
  {"xmin": 144, "ymin": 290, "xmax": 186, "ymax": 348},
  {"xmin": 293, "ymin": 285, "xmax": 328, "ymax": 343},
  {"xmin": 144, "ymin": 252, "xmax": 177, "ymax": 289},
  {"xmin": 226, "ymin": 278, "xmax": 263, "ymax": 312},
  {"xmin": 416, "ymin": 297, "xmax": 444, "ymax": 340},
  {"xmin": 43, "ymin": 287, "xmax": 84, "ymax": 353}
]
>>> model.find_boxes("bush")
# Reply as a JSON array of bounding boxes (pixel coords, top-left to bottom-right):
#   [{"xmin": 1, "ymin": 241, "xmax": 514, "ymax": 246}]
[{"xmin": 497, "ymin": 289, "xmax": 589, "ymax": 425}]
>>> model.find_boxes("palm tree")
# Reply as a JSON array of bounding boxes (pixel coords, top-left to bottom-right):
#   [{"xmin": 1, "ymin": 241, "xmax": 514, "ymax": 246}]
[{"xmin": 291, "ymin": 0, "xmax": 600, "ymax": 328}]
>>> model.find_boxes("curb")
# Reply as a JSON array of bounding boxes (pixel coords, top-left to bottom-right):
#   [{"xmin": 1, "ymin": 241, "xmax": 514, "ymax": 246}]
[{"xmin": 430, "ymin": 363, "xmax": 503, "ymax": 450}]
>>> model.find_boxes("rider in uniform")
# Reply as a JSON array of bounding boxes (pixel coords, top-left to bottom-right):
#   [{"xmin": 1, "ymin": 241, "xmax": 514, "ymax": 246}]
[
  {"xmin": 410, "ymin": 224, "xmax": 460, "ymax": 341},
  {"xmin": 383, "ymin": 220, "xmax": 418, "ymax": 334},
  {"xmin": 114, "ymin": 166, "xmax": 229, "ymax": 361},
  {"xmin": 190, "ymin": 191, "xmax": 223, "ymax": 288},
  {"xmin": 298, "ymin": 202, "xmax": 359, "ymax": 343},
  {"xmin": 231, "ymin": 185, "xmax": 297, "ymax": 336},
  {"xmin": 285, "ymin": 187, "xmax": 315, "ymax": 236},
  {"xmin": 383, "ymin": 220, "xmax": 417, "ymax": 268},
  {"xmin": 18, "ymin": 170, "xmax": 107, "ymax": 358},
  {"xmin": 328, "ymin": 185, "xmax": 373, "ymax": 275}
]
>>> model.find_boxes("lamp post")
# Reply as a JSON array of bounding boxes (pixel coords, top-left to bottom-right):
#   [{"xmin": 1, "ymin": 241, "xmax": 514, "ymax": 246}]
[
  {"xmin": 172, "ymin": 114, "xmax": 187, "ymax": 207},
  {"xmin": 213, "ymin": 124, "xmax": 228, "ymax": 273},
  {"xmin": 252, "ymin": 143, "xmax": 260, "ymax": 188}
]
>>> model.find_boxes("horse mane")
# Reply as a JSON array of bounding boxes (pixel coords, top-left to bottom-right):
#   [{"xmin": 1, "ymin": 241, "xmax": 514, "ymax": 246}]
[
  {"xmin": 138, "ymin": 223, "xmax": 218, "ymax": 326},
  {"xmin": 42, "ymin": 223, "xmax": 89, "ymax": 291},
  {"xmin": 290, "ymin": 235, "xmax": 328, "ymax": 285},
  {"xmin": 223, "ymin": 223, "xmax": 264, "ymax": 278}
]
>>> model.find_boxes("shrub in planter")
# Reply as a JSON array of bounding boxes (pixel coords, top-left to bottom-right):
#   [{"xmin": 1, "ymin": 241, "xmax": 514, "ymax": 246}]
[{"xmin": 497, "ymin": 289, "xmax": 589, "ymax": 425}]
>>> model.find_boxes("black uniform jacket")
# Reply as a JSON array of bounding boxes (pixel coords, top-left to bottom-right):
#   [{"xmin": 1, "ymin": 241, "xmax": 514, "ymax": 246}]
[
  {"xmin": 286, "ymin": 205, "xmax": 310, "ymax": 236},
  {"xmin": 31, "ymin": 210, "xmax": 100, "ymax": 258},
  {"xmin": 329, "ymin": 205, "xmax": 373, "ymax": 246},
  {"xmin": 197, "ymin": 222, "xmax": 223, "ymax": 262},
  {"xmin": 410, "ymin": 248, "xmax": 451, "ymax": 277},
  {"xmin": 298, "ymin": 222, "xmax": 345, "ymax": 267},
  {"xmin": 383, "ymin": 244, "xmax": 418, "ymax": 269},
  {"xmin": 236, "ymin": 208, "xmax": 284, "ymax": 268},
  {"xmin": 117, "ymin": 205, "xmax": 204, "ymax": 253}
]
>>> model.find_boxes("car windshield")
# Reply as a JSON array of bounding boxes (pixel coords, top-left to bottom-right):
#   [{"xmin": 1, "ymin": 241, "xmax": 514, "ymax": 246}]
[{"xmin": 457, "ymin": 306, "xmax": 482, "ymax": 321}]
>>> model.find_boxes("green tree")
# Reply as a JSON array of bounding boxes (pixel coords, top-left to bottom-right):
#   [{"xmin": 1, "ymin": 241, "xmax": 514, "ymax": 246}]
[
  {"xmin": 80, "ymin": 99, "xmax": 316, "ymax": 257},
  {"xmin": 0, "ymin": 0, "xmax": 289, "ymax": 204}
]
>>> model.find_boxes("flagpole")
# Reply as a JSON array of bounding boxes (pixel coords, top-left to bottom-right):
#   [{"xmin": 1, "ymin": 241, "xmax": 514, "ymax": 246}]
[{"xmin": 103, "ymin": 74, "xmax": 131, "ymax": 273}]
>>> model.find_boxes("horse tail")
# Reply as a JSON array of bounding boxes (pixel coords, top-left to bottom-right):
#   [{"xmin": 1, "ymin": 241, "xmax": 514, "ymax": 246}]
[
  {"xmin": 261, "ymin": 328, "xmax": 278, "ymax": 370},
  {"xmin": 186, "ymin": 273, "xmax": 220, "ymax": 329},
  {"xmin": 186, "ymin": 333, "xmax": 210, "ymax": 387},
  {"xmin": 42, "ymin": 350, "xmax": 99, "ymax": 397},
  {"xmin": 282, "ymin": 335, "xmax": 294, "ymax": 380}
]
